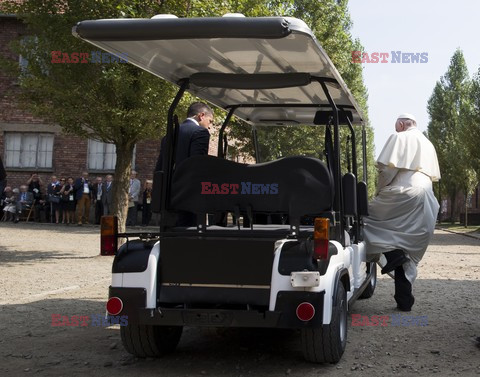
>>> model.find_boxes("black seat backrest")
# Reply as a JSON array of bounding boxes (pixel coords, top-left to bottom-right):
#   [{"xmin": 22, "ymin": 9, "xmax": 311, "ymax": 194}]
[
  {"xmin": 170, "ymin": 155, "xmax": 334, "ymax": 220},
  {"xmin": 357, "ymin": 181, "xmax": 369, "ymax": 216},
  {"xmin": 342, "ymin": 172, "xmax": 357, "ymax": 217}
]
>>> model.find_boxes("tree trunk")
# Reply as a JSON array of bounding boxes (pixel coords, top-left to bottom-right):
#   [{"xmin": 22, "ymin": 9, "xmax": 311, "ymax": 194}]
[
  {"xmin": 465, "ymin": 193, "xmax": 468, "ymax": 228},
  {"xmin": 112, "ymin": 142, "xmax": 135, "ymax": 234},
  {"xmin": 450, "ymin": 190, "xmax": 456, "ymax": 224}
]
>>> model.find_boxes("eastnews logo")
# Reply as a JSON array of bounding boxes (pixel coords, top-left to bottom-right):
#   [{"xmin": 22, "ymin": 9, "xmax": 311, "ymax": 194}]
[
  {"xmin": 51, "ymin": 51, "xmax": 128, "ymax": 64},
  {"xmin": 351, "ymin": 314, "xmax": 428, "ymax": 327},
  {"xmin": 201, "ymin": 182, "xmax": 279, "ymax": 195},
  {"xmin": 351, "ymin": 51, "xmax": 428, "ymax": 64},
  {"xmin": 51, "ymin": 314, "xmax": 128, "ymax": 327}
]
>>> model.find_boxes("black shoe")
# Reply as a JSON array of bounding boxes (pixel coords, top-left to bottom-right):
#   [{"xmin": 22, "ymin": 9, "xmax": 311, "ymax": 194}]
[
  {"xmin": 381, "ymin": 249, "xmax": 408, "ymax": 274},
  {"xmin": 14, "ymin": 218, "xmax": 19, "ymax": 223},
  {"xmin": 396, "ymin": 305, "xmax": 412, "ymax": 312}
]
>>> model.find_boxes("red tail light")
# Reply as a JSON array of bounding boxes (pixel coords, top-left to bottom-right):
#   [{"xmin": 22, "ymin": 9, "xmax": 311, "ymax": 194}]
[
  {"xmin": 313, "ymin": 217, "xmax": 329, "ymax": 260},
  {"xmin": 296, "ymin": 302, "xmax": 315, "ymax": 321},
  {"xmin": 106, "ymin": 296, "xmax": 123, "ymax": 315},
  {"xmin": 100, "ymin": 216, "xmax": 118, "ymax": 256}
]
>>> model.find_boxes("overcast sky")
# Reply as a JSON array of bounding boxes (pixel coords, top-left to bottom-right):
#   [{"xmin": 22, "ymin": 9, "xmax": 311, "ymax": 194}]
[{"xmin": 348, "ymin": 0, "xmax": 480, "ymax": 158}]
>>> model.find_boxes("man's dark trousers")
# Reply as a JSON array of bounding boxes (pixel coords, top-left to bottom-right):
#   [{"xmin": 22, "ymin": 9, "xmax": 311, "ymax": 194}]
[{"xmin": 384, "ymin": 251, "xmax": 415, "ymax": 310}]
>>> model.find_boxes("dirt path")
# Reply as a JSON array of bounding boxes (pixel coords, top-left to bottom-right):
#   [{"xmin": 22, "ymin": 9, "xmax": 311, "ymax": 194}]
[{"xmin": 0, "ymin": 223, "xmax": 479, "ymax": 376}]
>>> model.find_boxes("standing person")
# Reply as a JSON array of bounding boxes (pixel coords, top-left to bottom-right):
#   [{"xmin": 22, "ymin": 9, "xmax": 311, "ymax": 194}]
[
  {"xmin": 91, "ymin": 176, "xmax": 104, "ymax": 224},
  {"xmin": 27, "ymin": 173, "xmax": 44, "ymax": 222},
  {"xmin": 154, "ymin": 102, "xmax": 213, "ymax": 226},
  {"xmin": 126, "ymin": 170, "xmax": 141, "ymax": 226},
  {"xmin": 0, "ymin": 156, "xmax": 6, "ymax": 197},
  {"xmin": 74, "ymin": 171, "xmax": 92, "ymax": 225},
  {"xmin": 60, "ymin": 177, "xmax": 76, "ymax": 225},
  {"xmin": 141, "ymin": 180, "xmax": 153, "ymax": 226},
  {"xmin": 102, "ymin": 174, "xmax": 114, "ymax": 216},
  {"xmin": 364, "ymin": 113, "xmax": 441, "ymax": 312},
  {"xmin": 47, "ymin": 175, "xmax": 62, "ymax": 224},
  {"xmin": 155, "ymin": 102, "xmax": 213, "ymax": 171},
  {"xmin": 27, "ymin": 173, "xmax": 43, "ymax": 199}
]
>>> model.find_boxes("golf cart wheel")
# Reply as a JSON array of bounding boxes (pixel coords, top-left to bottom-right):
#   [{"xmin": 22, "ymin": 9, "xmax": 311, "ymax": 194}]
[
  {"xmin": 359, "ymin": 262, "xmax": 377, "ymax": 299},
  {"xmin": 301, "ymin": 283, "xmax": 347, "ymax": 363},
  {"xmin": 121, "ymin": 324, "xmax": 183, "ymax": 358}
]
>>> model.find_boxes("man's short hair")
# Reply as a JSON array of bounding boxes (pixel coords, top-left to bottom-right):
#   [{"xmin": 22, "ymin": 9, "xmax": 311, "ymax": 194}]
[{"xmin": 187, "ymin": 102, "xmax": 213, "ymax": 118}]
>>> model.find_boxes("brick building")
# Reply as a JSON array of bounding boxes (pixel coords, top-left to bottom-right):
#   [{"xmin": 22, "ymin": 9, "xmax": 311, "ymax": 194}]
[
  {"xmin": 439, "ymin": 187, "xmax": 480, "ymax": 224},
  {"xmin": 0, "ymin": 10, "xmax": 225, "ymax": 194}
]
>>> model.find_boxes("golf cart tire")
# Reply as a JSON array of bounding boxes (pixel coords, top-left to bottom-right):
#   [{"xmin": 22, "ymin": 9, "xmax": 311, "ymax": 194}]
[
  {"xmin": 121, "ymin": 323, "xmax": 183, "ymax": 358},
  {"xmin": 359, "ymin": 262, "xmax": 377, "ymax": 299},
  {"xmin": 301, "ymin": 283, "xmax": 347, "ymax": 363}
]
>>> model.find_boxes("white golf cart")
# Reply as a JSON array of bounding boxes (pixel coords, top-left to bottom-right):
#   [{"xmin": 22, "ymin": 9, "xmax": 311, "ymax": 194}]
[{"xmin": 73, "ymin": 14, "xmax": 376, "ymax": 363}]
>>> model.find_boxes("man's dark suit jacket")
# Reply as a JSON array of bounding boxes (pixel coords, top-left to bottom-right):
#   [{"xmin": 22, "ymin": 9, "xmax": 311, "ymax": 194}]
[
  {"xmin": 91, "ymin": 183, "xmax": 103, "ymax": 201},
  {"xmin": 155, "ymin": 118, "xmax": 210, "ymax": 171},
  {"xmin": 18, "ymin": 191, "xmax": 34, "ymax": 205},
  {"xmin": 73, "ymin": 178, "xmax": 92, "ymax": 201},
  {"xmin": 101, "ymin": 182, "xmax": 114, "ymax": 206}
]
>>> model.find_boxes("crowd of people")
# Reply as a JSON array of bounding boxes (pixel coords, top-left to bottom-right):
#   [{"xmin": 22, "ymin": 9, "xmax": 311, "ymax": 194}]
[{"xmin": 0, "ymin": 170, "xmax": 154, "ymax": 226}]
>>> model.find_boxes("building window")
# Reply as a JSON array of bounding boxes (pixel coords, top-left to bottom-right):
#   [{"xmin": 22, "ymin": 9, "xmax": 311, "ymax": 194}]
[
  {"xmin": 4, "ymin": 133, "xmax": 54, "ymax": 169},
  {"xmin": 88, "ymin": 140, "xmax": 135, "ymax": 171}
]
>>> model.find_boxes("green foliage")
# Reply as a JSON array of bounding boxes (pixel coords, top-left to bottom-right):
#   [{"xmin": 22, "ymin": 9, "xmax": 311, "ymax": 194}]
[
  {"xmin": 464, "ymin": 67, "xmax": 480, "ymax": 177},
  {"xmin": 0, "ymin": 0, "xmax": 376, "ymax": 228},
  {"xmin": 427, "ymin": 49, "xmax": 475, "ymax": 220},
  {"xmin": 1, "ymin": 0, "xmax": 177, "ymax": 145},
  {"xmin": 228, "ymin": 0, "xmax": 375, "ymax": 192}
]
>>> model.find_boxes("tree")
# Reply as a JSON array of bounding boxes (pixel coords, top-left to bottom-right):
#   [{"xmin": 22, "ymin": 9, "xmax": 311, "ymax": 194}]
[
  {"xmin": 1, "ymin": 0, "xmax": 375, "ymax": 235},
  {"xmin": 427, "ymin": 49, "xmax": 472, "ymax": 222},
  {"xmin": 228, "ymin": 0, "xmax": 376, "ymax": 194},
  {"xmin": 464, "ymin": 67, "xmax": 480, "ymax": 178},
  {"xmin": 0, "ymin": 0, "xmax": 288, "ymax": 231}
]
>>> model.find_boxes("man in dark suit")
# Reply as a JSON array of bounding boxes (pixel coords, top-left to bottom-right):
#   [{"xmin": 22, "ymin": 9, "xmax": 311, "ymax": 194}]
[
  {"xmin": 102, "ymin": 174, "xmax": 114, "ymax": 216},
  {"xmin": 155, "ymin": 102, "xmax": 213, "ymax": 171},
  {"xmin": 91, "ymin": 176, "xmax": 104, "ymax": 224},
  {"xmin": 14, "ymin": 185, "xmax": 34, "ymax": 222},
  {"xmin": 74, "ymin": 171, "xmax": 92, "ymax": 225},
  {"xmin": 155, "ymin": 102, "xmax": 213, "ymax": 226}
]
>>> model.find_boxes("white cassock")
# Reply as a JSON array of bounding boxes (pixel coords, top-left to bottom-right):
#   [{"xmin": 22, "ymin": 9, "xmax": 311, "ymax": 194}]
[{"xmin": 364, "ymin": 128, "xmax": 441, "ymax": 284}]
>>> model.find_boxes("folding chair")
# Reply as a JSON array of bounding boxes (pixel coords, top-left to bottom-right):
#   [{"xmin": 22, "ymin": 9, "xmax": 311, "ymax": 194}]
[{"xmin": 18, "ymin": 200, "xmax": 35, "ymax": 222}]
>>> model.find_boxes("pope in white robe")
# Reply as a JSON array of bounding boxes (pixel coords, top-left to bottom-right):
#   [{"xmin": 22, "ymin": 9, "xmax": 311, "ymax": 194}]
[{"xmin": 363, "ymin": 113, "xmax": 440, "ymax": 310}]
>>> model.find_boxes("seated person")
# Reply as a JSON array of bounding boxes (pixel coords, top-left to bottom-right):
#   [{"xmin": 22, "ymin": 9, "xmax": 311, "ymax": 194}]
[
  {"xmin": 2, "ymin": 187, "xmax": 17, "ymax": 221},
  {"xmin": 15, "ymin": 185, "xmax": 34, "ymax": 222}
]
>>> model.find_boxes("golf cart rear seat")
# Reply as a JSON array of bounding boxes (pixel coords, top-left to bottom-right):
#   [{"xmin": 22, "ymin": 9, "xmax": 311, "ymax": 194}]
[{"xmin": 170, "ymin": 155, "xmax": 334, "ymax": 229}]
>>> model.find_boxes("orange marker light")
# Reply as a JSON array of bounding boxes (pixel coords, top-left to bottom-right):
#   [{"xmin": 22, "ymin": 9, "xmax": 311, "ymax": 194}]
[
  {"xmin": 100, "ymin": 216, "xmax": 118, "ymax": 256},
  {"xmin": 313, "ymin": 218, "xmax": 329, "ymax": 260}
]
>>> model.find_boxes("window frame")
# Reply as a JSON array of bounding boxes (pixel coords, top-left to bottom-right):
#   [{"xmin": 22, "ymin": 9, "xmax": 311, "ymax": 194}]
[
  {"xmin": 3, "ymin": 132, "xmax": 54, "ymax": 170},
  {"xmin": 87, "ymin": 139, "xmax": 136, "ymax": 172}
]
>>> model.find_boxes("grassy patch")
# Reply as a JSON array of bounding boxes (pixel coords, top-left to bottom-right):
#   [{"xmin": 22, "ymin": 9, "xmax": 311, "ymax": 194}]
[{"xmin": 437, "ymin": 222, "xmax": 480, "ymax": 233}]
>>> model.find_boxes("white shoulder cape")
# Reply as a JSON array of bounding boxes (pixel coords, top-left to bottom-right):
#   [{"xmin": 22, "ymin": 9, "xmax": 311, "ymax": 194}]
[{"xmin": 376, "ymin": 128, "xmax": 441, "ymax": 182}]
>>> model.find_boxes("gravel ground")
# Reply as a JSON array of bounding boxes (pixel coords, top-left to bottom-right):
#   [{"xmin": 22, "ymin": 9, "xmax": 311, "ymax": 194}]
[{"xmin": 0, "ymin": 223, "xmax": 479, "ymax": 376}]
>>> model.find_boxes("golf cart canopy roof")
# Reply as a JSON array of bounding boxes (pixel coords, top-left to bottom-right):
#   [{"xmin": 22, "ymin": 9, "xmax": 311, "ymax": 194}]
[{"xmin": 73, "ymin": 16, "xmax": 364, "ymax": 125}]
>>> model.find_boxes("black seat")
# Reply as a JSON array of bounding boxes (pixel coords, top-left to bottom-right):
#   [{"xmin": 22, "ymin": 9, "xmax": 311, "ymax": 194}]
[{"xmin": 170, "ymin": 155, "xmax": 334, "ymax": 222}]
